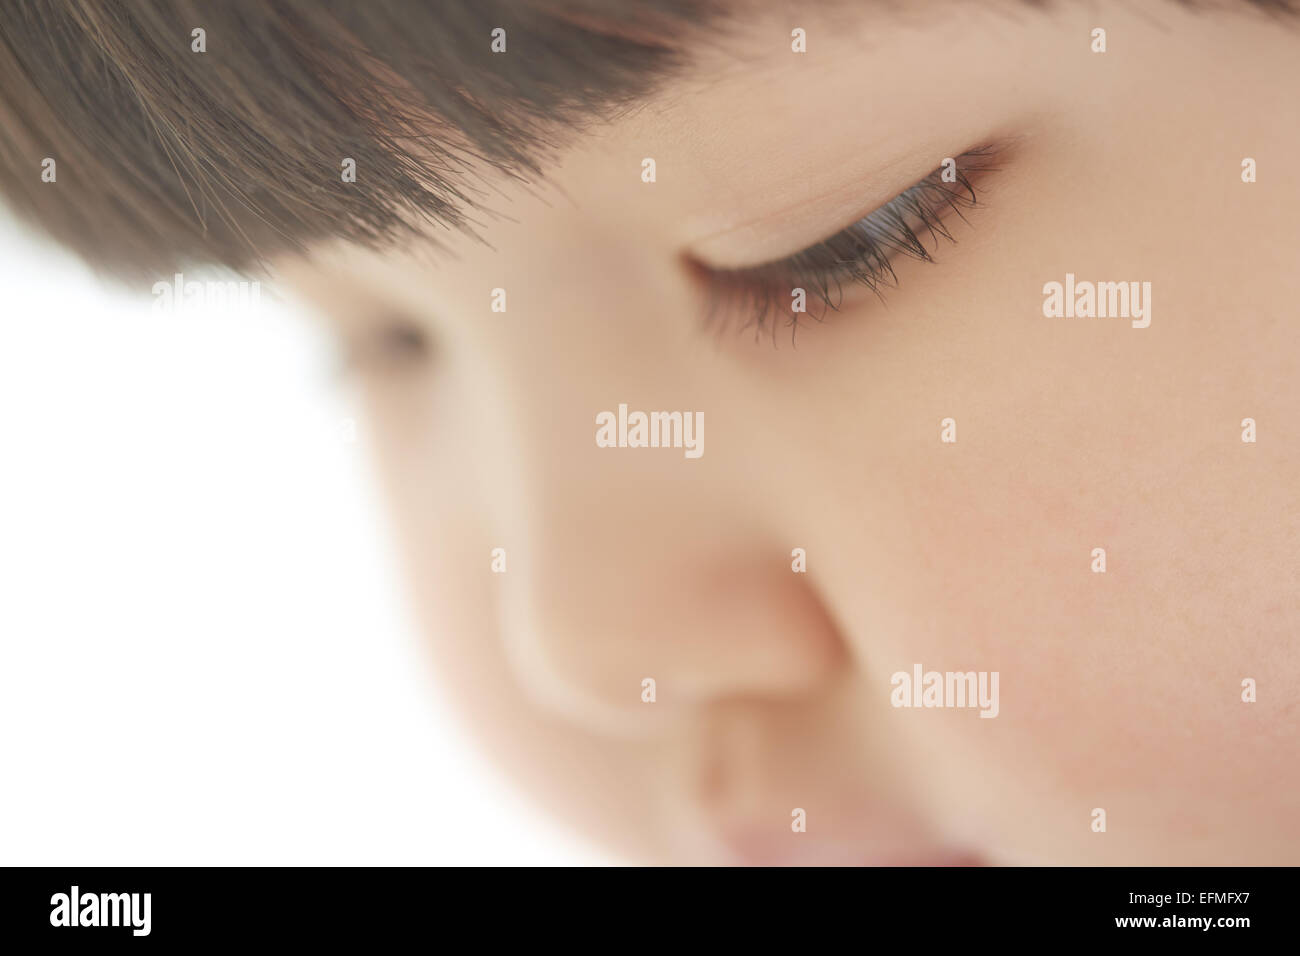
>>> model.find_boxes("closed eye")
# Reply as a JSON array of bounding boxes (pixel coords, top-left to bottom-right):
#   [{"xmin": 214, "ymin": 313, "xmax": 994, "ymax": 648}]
[
  {"xmin": 695, "ymin": 144, "xmax": 1004, "ymax": 342},
  {"xmin": 336, "ymin": 311, "xmax": 433, "ymax": 378}
]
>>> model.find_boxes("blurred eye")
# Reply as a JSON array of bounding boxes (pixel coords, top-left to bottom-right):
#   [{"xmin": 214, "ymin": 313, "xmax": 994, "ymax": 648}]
[{"xmin": 341, "ymin": 312, "xmax": 432, "ymax": 375}]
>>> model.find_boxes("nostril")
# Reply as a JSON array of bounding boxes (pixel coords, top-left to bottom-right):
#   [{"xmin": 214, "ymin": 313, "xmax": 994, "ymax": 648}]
[{"xmin": 677, "ymin": 695, "xmax": 974, "ymax": 866}]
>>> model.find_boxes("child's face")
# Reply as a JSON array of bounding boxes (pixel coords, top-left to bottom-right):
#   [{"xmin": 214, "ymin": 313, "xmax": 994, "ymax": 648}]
[{"xmin": 282, "ymin": 3, "xmax": 1300, "ymax": 864}]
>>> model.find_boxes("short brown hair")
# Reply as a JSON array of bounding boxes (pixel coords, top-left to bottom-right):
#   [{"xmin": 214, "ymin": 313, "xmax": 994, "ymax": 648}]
[{"xmin": 0, "ymin": 0, "xmax": 719, "ymax": 276}]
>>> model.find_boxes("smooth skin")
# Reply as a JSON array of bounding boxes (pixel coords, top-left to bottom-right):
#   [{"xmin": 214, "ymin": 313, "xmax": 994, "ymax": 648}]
[{"xmin": 281, "ymin": 1, "xmax": 1300, "ymax": 864}]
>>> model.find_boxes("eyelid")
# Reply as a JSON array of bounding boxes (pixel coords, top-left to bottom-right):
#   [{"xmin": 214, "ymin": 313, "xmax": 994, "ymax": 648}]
[
  {"xmin": 759, "ymin": 145, "xmax": 997, "ymax": 271},
  {"xmin": 693, "ymin": 145, "xmax": 1004, "ymax": 336},
  {"xmin": 685, "ymin": 140, "xmax": 1001, "ymax": 270},
  {"xmin": 693, "ymin": 144, "xmax": 1004, "ymax": 274}
]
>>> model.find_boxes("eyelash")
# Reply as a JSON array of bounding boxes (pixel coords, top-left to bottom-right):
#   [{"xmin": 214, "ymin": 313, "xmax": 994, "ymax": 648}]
[{"xmin": 699, "ymin": 145, "xmax": 1002, "ymax": 340}]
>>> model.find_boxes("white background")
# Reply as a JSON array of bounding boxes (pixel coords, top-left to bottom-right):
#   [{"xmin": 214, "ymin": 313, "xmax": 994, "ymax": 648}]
[{"xmin": 0, "ymin": 221, "xmax": 610, "ymax": 865}]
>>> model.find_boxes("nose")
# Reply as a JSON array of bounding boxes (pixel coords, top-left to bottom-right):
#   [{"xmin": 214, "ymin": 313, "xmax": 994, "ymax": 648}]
[
  {"xmin": 497, "ymin": 475, "xmax": 848, "ymax": 733},
  {"xmin": 461, "ymin": 181, "xmax": 850, "ymax": 736}
]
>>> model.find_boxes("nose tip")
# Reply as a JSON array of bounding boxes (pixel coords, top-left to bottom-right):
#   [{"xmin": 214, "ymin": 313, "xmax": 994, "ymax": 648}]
[{"xmin": 498, "ymin": 557, "xmax": 848, "ymax": 736}]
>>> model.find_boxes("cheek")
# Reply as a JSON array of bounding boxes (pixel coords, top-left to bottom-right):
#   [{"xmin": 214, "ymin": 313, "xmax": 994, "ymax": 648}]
[{"xmin": 853, "ymin": 342, "xmax": 1300, "ymax": 862}]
